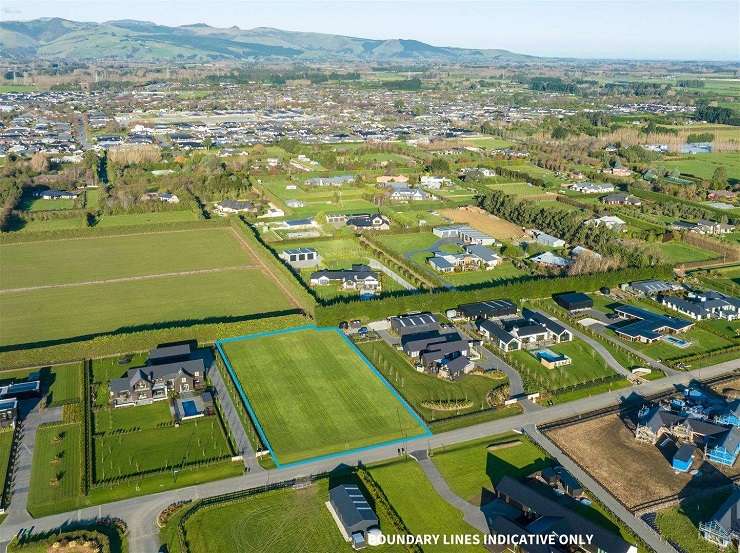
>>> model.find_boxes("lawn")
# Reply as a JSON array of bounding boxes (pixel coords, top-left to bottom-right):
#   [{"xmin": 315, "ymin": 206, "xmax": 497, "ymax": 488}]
[
  {"xmin": 655, "ymin": 489, "xmax": 732, "ymax": 553},
  {"xmin": 441, "ymin": 261, "xmax": 530, "ymax": 287},
  {"xmin": 94, "ymin": 401, "xmax": 172, "ymax": 433},
  {"xmin": 0, "ymin": 429, "xmax": 14, "ymax": 502},
  {"xmin": 369, "ymin": 459, "xmax": 487, "ymax": 553},
  {"xmin": 219, "ymin": 327, "xmax": 429, "ymax": 465},
  {"xmin": 659, "ymin": 241, "xmax": 717, "ymax": 265},
  {"xmin": 27, "ymin": 423, "xmax": 83, "ymax": 515},
  {"xmin": 652, "ymin": 152, "xmax": 740, "ymax": 182},
  {"xmin": 0, "ymin": 363, "xmax": 82, "ymax": 407},
  {"xmin": 627, "ymin": 327, "xmax": 734, "ymax": 361},
  {"xmin": 486, "ymin": 182, "xmax": 548, "ymax": 197},
  {"xmin": 18, "ymin": 196, "xmax": 78, "ymax": 212},
  {"xmin": 176, "ymin": 479, "xmax": 402, "ymax": 553},
  {"xmin": 357, "ymin": 339, "xmax": 507, "ymax": 421},
  {"xmin": 0, "ymin": 227, "xmax": 295, "ymax": 347},
  {"xmin": 94, "ymin": 210, "xmax": 199, "ymax": 227},
  {"xmin": 12, "ymin": 216, "xmax": 88, "ymax": 233},
  {"xmin": 94, "ymin": 417, "xmax": 233, "ymax": 480},
  {"xmin": 509, "ymin": 339, "xmax": 618, "ymax": 393},
  {"xmin": 431, "ymin": 434, "xmax": 551, "ymax": 504}
]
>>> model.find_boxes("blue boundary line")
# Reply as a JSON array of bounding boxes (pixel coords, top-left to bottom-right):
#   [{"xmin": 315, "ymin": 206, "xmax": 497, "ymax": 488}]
[{"xmin": 215, "ymin": 324, "xmax": 432, "ymax": 469}]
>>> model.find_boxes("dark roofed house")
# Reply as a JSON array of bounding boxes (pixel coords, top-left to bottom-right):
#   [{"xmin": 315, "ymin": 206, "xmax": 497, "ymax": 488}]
[
  {"xmin": 477, "ymin": 319, "xmax": 521, "ymax": 352},
  {"xmin": 612, "ymin": 305, "xmax": 693, "ymax": 343},
  {"xmin": 345, "ymin": 213, "xmax": 390, "ymax": 231},
  {"xmin": 310, "ymin": 264, "xmax": 380, "ymax": 293},
  {"xmin": 457, "ymin": 299, "xmax": 517, "ymax": 320},
  {"xmin": 494, "ymin": 476, "xmax": 637, "ymax": 553},
  {"xmin": 0, "ymin": 399, "xmax": 18, "ymax": 428},
  {"xmin": 553, "ymin": 292, "xmax": 593, "ymax": 312},
  {"xmin": 700, "ymin": 485, "xmax": 740, "ymax": 549},
  {"xmin": 148, "ymin": 343, "xmax": 193, "ymax": 365},
  {"xmin": 329, "ymin": 484, "xmax": 379, "ymax": 549},
  {"xmin": 215, "ymin": 199, "xmax": 256, "ymax": 214},
  {"xmin": 389, "ymin": 312, "xmax": 438, "ymax": 335}
]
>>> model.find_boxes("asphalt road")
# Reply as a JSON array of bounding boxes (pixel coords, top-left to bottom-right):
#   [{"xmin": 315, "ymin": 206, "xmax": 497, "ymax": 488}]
[{"xmin": 0, "ymin": 359, "xmax": 736, "ymax": 552}]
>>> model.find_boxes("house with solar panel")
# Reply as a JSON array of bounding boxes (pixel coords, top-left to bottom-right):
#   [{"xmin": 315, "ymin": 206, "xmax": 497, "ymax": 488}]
[
  {"xmin": 328, "ymin": 484, "xmax": 380, "ymax": 549},
  {"xmin": 611, "ymin": 305, "xmax": 694, "ymax": 343},
  {"xmin": 279, "ymin": 247, "xmax": 321, "ymax": 268}
]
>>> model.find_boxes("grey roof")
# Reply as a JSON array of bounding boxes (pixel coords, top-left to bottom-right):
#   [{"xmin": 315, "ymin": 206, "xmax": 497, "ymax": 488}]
[
  {"xmin": 674, "ymin": 443, "xmax": 696, "ymax": 463},
  {"xmin": 495, "ymin": 476, "xmax": 634, "ymax": 553},
  {"xmin": 390, "ymin": 313, "xmax": 438, "ymax": 333},
  {"xmin": 708, "ymin": 486, "xmax": 740, "ymax": 534},
  {"xmin": 718, "ymin": 427, "xmax": 740, "ymax": 454},
  {"xmin": 310, "ymin": 264, "xmax": 377, "ymax": 283},
  {"xmin": 459, "ymin": 299, "xmax": 517, "ymax": 319},
  {"xmin": 148, "ymin": 343, "xmax": 193, "ymax": 363},
  {"xmin": 478, "ymin": 319, "xmax": 519, "ymax": 344},
  {"xmin": 440, "ymin": 355, "xmax": 470, "ymax": 376},
  {"xmin": 464, "ymin": 244, "xmax": 499, "ymax": 262},
  {"xmin": 111, "ymin": 358, "xmax": 205, "ymax": 393},
  {"xmin": 429, "ymin": 255, "xmax": 455, "ymax": 270},
  {"xmin": 522, "ymin": 308, "xmax": 569, "ymax": 336},
  {"xmin": 329, "ymin": 484, "xmax": 378, "ymax": 530}
]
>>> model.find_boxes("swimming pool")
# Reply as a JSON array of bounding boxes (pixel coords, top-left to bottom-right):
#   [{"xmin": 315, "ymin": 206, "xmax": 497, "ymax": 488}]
[
  {"xmin": 181, "ymin": 400, "xmax": 199, "ymax": 418},
  {"xmin": 533, "ymin": 348, "xmax": 565, "ymax": 363},
  {"xmin": 661, "ymin": 335, "xmax": 691, "ymax": 348}
]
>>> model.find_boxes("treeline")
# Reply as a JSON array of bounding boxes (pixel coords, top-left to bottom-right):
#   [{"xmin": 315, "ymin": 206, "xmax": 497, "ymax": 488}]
[
  {"xmin": 677, "ymin": 79, "xmax": 704, "ymax": 88},
  {"xmin": 528, "ymin": 77, "xmax": 579, "ymax": 94},
  {"xmin": 695, "ymin": 103, "xmax": 739, "ymax": 126},
  {"xmin": 381, "ymin": 78, "xmax": 422, "ymax": 91},
  {"xmin": 477, "ymin": 190, "xmax": 663, "ymax": 267},
  {"xmin": 204, "ymin": 68, "xmax": 360, "ymax": 85}
]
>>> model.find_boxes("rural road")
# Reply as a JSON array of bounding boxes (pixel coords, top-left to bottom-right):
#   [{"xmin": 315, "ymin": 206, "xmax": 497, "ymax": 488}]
[{"xmin": 0, "ymin": 359, "xmax": 736, "ymax": 552}]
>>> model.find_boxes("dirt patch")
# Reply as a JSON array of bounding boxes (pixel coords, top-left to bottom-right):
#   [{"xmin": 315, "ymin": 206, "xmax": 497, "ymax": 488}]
[
  {"xmin": 711, "ymin": 377, "xmax": 740, "ymax": 400},
  {"xmin": 439, "ymin": 206, "xmax": 526, "ymax": 241},
  {"xmin": 548, "ymin": 414, "xmax": 739, "ymax": 510}
]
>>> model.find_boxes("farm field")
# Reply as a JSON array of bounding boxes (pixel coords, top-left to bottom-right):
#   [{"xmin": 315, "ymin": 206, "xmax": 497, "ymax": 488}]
[
  {"xmin": 356, "ymin": 339, "xmax": 507, "ymax": 421},
  {"xmin": 485, "ymin": 182, "xmax": 554, "ymax": 198},
  {"xmin": 219, "ymin": 327, "xmax": 428, "ymax": 465},
  {"xmin": 12, "ymin": 216, "xmax": 87, "ymax": 233},
  {"xmin": 653, "ymin": 152, "xmax": 740, "ymax": 182},
  {"xmin": 509, "ymin": 339, "xmax": 619, "ymax": 393},
  {"xmin": 94, "ymin": 417, "xmax": 233, "ymax": 480},
  {"xmin": 94, "ymin": 210, "xmax": 199, "ymax": 227},
  {"xmin": 368, "ymin": 459, "xmax": 487, "ymax": 553},
  {"xmin": 176, "ymin": 479, "xmax": 402, "ymax": 553},
  {"xmin": 0, "ymin": 227, "xmax": 296, "ymax": 346}
]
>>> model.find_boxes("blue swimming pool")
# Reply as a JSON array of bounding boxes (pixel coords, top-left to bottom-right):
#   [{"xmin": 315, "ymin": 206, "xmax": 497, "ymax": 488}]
[
  {"xmin": 533, "ymin": 349, "xmax": 564, "ymax": 362},
  {"xmin": 181, "ymin": 400, "xmax": 199, "ymax": 417}
]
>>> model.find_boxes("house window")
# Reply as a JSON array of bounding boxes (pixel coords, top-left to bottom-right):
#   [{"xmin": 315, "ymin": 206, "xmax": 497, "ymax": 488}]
[
  {"xmin": 181, "ymin": 377, "xmax": 187, "ymax": 383},
  {"xmin": 194, "ymin": 372, "xmax": 199, "ymax": 376}
]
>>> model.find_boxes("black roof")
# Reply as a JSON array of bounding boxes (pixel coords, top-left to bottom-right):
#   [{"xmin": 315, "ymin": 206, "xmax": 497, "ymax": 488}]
[
  {"xmin": 673, "ymin": 443, "xmax": 696, "ymax": 463},
  {"xmin": 329, "ymin": 484, "xmax": 378, "ymax": 530},
  {"xmin": 149, "ymin": 343, "xmax": 193, "ymax": 364},
  {"xmin": 458, "ymin": 299, "xmax": 517, "ymax": 319},
  {"xmin": 553, "ymin": 292, "xmax": 593, "ymax": 310}
]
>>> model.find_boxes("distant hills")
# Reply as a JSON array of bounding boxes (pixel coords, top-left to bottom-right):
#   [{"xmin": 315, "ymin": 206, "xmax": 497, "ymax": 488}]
[{"xmin": 0, "ymin": 18, "xmax": 537, "ymax": 63}]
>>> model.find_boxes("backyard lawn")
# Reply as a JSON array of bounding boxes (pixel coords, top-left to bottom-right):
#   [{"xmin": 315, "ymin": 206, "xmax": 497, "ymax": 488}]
[
  {"xmin": 655, "ymin": 489, "xmax": 732, "ymax": 553},
  {"xmin": 219, "ymin": 327, "xmax": 428, "ymax": 465},
  {"xmin": 659, "ymin": 241, "xmax": 717, "ymax": 264}
]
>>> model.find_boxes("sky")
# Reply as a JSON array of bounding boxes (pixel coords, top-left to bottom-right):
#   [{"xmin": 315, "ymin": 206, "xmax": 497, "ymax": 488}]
[{"xmin": 1, "ymin": 0, "xmax": 738, "ymax": 61}]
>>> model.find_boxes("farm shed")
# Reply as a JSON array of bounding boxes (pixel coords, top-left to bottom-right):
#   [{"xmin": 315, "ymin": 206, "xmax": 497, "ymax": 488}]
[
  {"xmin": 553, "ymin": 292, "xmax": 593, "ymax": 312},
  {"xmin": 328, "ymin": 484, "xmax": 379, "ymax": 549}
]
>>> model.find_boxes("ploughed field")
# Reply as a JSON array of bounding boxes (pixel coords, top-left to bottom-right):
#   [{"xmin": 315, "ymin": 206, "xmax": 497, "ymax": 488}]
[
  {"xmin": 0, "ymin": 227, "xmax": 295, "ymax": 346},
  {"xmin": 219, "ymin": 327, "xmax": 428, "ymax": 464}
]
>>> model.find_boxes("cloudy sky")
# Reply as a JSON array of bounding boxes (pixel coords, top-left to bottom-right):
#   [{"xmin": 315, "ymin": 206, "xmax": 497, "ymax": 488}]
[{"xmin": 2, "ymin": 0, "xmax": 738, "ymax": 61}]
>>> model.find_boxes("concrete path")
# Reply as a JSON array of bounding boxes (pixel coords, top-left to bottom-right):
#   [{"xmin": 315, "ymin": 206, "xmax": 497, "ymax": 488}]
[
  {"xmin": 0, "ymin": 359, "xmax": 735, "ymax": 551},
  {"xmin": 524, "ymin": 425, "xmax": 679, "ymax": 553},
  {"xmin": 368, "ymin": 259, "xmax": 416, "ymax": 291},
  {"xmin": 589, "ymin": 323, "xmax": 678, "ymax": 376},
  {"xmin": 209, "ymin": 366, "xmax": 263, "ymax": 473},
  {"xmin": 3, "ymin": 403, "xmax": 63, "ymax": 526},
  {"xmin": 409, "ymin": 449, "xmax": 489, "ymax": 533}
]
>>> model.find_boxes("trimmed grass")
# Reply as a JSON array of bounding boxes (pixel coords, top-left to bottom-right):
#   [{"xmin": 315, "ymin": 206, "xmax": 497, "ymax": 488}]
[
  {"xmin": 220, "ymin": 327, "xmax": 427, "ymax": 464},
  {"xmin": 95, "ymin": 210, "xmax": 198, "ymax": 227},
  {"xmin": 0, "ymin": 363, "xmax": 82, "ymax": 407},
  {"xmin": 28, "ymin": 423, "xmax": 82, "ymax": 516},
  {"xmin": 509, "ymin": 339, "xmax": 618, "ymax": 392},
  {"xmin": 369, "ymin": 459, "xmax": 487, "ymax": 553},
  {"xmin": 1, "ymin": 267, "xmax": 293, "ymax": 347},
  {"xmin": 0, "ymin": 429, "xmax": 14, "ymax": 500},
  {"xmin": 93, "ymin": 401, "xmax": 172, "ymax": 433},
  {"xmin": 177, "ymin": 479, "xmax": 402, "ymax": 553},
  {"xmin": 357, "ymin": 339, "xmax": 505, "ymax": 421},
  {"xmin": 659, "ymin": 241, "xmax": 717, "ymax": 264},
  {"xmin": 94, "ymin": 418, "xmax": 233, "ymax": 480},
  {"xmin": 431, "ymin": 434, "xmax": 551, "ymax": 504},
  {"xmin": 655, "ymin": 489, "xmax": 732, "ymax": 553},
  {"xmin": 652, "ymin": 152, "xmax": 740, "ymax": 182},
  {"xmin": 628, "ymin": 327, "xmax": 734, "ymax": 361}
]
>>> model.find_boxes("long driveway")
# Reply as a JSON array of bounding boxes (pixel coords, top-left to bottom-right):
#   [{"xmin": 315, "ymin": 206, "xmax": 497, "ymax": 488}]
[
  {"xmin": 588, "ymin": 323, "xmax": 678, "ymax": 376},
  {"xmin": 524, "ymin": 425, "xmax": 678, "ymax": 553},
  {"xmin": 368, "ymin": 259, "xmax": 416, "ymax": 291},
  {"xmin": 0, "ymin": 359, "xmax": 736, "ymax": 552}
]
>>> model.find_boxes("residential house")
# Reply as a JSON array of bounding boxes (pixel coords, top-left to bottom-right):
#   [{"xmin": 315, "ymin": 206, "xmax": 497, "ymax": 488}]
[
  {"xmin": 389, "ymin": 185, "xmax": 429, "ymax": 202},
  {"xmin": 419, "ymin": 175, "xmax": 451, "ymax": 189},
  {"xmin": 532, "ymin": 230, "xmax": 565, "ymax": 248},
  {"xmin": 585, "ymin": 215, "xmax": 626, "ymax": 231},
  {"xmin": 279, "ymin": 247, "xmax": 321, "ymax": 268},
  {"xmin": 35, "ymin": 188, "xmax": 78, "ymax": 200},
  {"xmin": 601, "ymin": 193, "xmax": 641, "ymax": 206},
  {"xmin": 429, "ymin": 245, "xmax": 501, "ymax": 273},
  {"xmin": 700, "ymin": 486, "xmax": 740, "ymax": 549},
  {"xmin": 612, "ymin": 305, "xmax": 693, "ymax": 343},
  {"xmin": 0, "ymin": 399, "xmax": 17, "ymax": 428},
  {"xmin": 215, "ymin": 199, "xmax": 256, "ymax": 214},
  {"xmin": 305, "ymin": 175, "xmax": 355, "ymax": 187},
  {"xmin": 309, "ymin": 265, "xmax": 380, "ymax": 293},
  {"xmin": 345, "ymin": 213, "xmax": 390, "ymax": 231},
  {"xmin": 660, "ymin": 291, "xmax": 740, "ymax": 321},
  {"xmin": 431, "ymin": 225, "xmax": 496, "ymax": 246},
  {"xmin": 626, "ymin": 280, "xmax": 681, "ymax": 297},
  {"xmin": 530, "ymin": 251, "xmax": 572, "ymax": 269},
  {"xmin": 569, "ymin": 182, "xmax": 615, "ymax": 194}
]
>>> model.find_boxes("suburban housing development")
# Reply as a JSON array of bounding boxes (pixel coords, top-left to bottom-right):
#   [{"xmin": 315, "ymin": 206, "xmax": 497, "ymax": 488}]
[{"xmin": 0, "ymin": 7, "xmax": 738, "ymax": 553}]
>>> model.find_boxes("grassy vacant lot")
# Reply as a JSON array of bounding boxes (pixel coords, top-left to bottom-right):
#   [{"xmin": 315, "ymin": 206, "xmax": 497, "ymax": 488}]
[
  {"xmin": 659, "ymin": 241, "xmax": 717, "ymax": 264},
  {"xmin": 357, "ymin": 339, "xmax": 506, "ymax": 421},
  {"xmin": 28, "ymin": 423, "xmax": 82, "ymax": 516},
  {"xmin": 656, "ymin": 490, "xmax": 731, "ymax": 553},
  {"xmin": 221, "ymin": 327, "xmax": 428, "ymax": 464},
  {"xmin": 369, "ymin": 459, "xmax": 487, "ymax": 553},
  {"xmin": 0, "ymin": 227, "xmax": 295, "ymax": 346},
  {"xmin": 486, "ymin": 182, "xmax": 551, "ymax": 197},
  {"xmin": 94, "ymin": 418, "xmax": 233, "ymax": 480},
  {"xmin": 432, "ymin": 434, "xmax": 550, "ymax": 504},
  {"xmin": 509, "ymin": 339, "xmax": 618, "ymax": 392},
  {"xmin": 653, "ymin": 152, "xmax": 740, "ymax": 182},
  {"xmin": 94, "ymin": 210, "xmax": 199, "ymax": 227}
]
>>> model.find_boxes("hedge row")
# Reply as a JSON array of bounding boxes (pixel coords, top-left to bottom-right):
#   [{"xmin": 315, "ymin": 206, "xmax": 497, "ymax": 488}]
[
  {"xmin": 0, "ymin": 217, "xmax": 229, "ymax": 244},
  {"xmin": 314, "ymin": 265, "xmax": 673, "ymax": 325},
  {"xmin": 0, "ymin": 313, "xmax": 307, "ymax": 369}
]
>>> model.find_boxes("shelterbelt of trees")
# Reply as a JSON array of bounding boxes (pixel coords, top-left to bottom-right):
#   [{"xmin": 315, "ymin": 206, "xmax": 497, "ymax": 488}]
[{"xmin": 477, "ymin": 189, "xmax": 664, "ymax": 267}]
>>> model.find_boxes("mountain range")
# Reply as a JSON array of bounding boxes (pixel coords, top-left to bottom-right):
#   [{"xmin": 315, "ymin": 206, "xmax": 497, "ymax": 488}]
[{"xmin": 0, "ymin": 18, "xmax": 536, "ymax": 64}]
